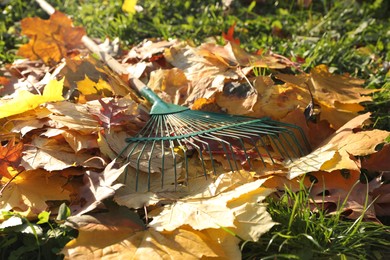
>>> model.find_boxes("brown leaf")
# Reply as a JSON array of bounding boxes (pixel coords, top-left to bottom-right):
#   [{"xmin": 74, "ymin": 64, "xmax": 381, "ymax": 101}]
[
  {"xmin": 60, "ymin": 55, "xmax": 134, "ymax": 99},
  {"xmin": 45, "ymin": 101, "xmax": 101, "ymax": 134},
  {"xmin": 288, "ymin": 113, "xmax": 389, "ymax": 177},
  {"xmin": 308, "ymin": 170, "xmax": 380, "ymax": 220},
  {"xmin": 70, "ymin": 160, "xmax": 126, "ymax": 216},
  {"xmin": 361, "ymin": 144, "xmax": 390, "ymax": 172},
  {"xmin": 215, "ymin": 81, "xmax": 258, "ymax": 115}
]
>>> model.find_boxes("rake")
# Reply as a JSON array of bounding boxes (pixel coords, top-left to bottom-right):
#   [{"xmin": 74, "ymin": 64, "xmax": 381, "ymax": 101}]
[
  {"xmin": 36, "ymin": 0, "xmax": 311, "ymax": 192},
  {"xmin": 119, "ymin": 79, "xmax": 311, "ymax": 191}
]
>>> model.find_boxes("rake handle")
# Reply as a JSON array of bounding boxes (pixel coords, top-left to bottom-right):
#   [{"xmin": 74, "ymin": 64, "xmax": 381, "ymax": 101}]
[{"xmin": 35, "ymin": 0, "xmax": 154, "ymax": 98}]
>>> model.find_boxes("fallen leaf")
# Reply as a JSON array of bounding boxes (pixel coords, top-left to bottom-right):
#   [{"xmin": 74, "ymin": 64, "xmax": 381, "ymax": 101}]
[
  {"xmin": 18, "ymin": 11, "xmax": 85, "ymax": 64},
  {"xmin": 21, "ymin": 136, "xmax": 105, "ymax": 171},
  {"xmin": 149, "ymin": 174, "xmax": 274, "ymax": 236},
  {"xmin": 222, "ymin": 22, "xmax": 240, "ymax": 45},
  {"xmin": 148, "ymin": 68, "xmax": 189, "ymax": 105},
  {"xmin": 309, "ymin": 170, "xmax": 380, "ymax": 220},
  {"xmin": 0, "ymin": 138, "xmax": 23, "ymax": 178},
  {"xmin": 63, "ymin": 223, "xmax": 225, "ymax": 259},
  {"xmin": 45, "ymin": 101, "xmax": 101, "ymax": 134},
  {"xmin": 0, "ymin": 78, "xmax": 65, "ymax": 119},
  {"xmin": 70, "ymin": 160, "xmax": 126, "ymax": 216},
  {"xmin": 361, "ymin": 144, "xmax": 390, "ymax": 172},
  {"xmin": 0, "ymin": 169, "xmax": 70, "ymax": 219},
  {"xmin": 287, "ymin": 113, "xmax": 388, "ymax": 177}
]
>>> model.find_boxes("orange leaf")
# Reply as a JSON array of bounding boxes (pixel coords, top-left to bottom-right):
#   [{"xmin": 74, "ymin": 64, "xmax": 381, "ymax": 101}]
[
  {"xmin": 17, "ymin": 11, "xmax": 85, "ymax": 64},
  {"xmin": 222, "ymin": 22, "xmax": 240, "ymax": 45},
  {"xmin": 0, "ymin": 139, "xmax": 23, "ymax": 179}
]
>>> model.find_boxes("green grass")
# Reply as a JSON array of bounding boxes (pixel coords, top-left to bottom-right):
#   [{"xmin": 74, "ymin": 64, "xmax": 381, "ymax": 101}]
[
  {"xmin": 1, "ymin": 0, "xmax": 390, "ymax": 258},
  {"xmin": 241, "ymin": 182, "xmax": 390, "ymax": 259},
  {"xmin": 0, "ymin": 204, "xmax": 76, "ymax": 259}
]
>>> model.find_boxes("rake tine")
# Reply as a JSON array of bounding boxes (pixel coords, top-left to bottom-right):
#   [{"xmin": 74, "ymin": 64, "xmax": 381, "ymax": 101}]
[{"xmin": 204, "ymin": 133, "xmax": 237, "ymax": 172}]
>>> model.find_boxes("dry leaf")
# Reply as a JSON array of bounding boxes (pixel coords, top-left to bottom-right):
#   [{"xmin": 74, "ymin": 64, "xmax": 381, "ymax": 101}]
[
  {"xmin": 0, "ymin": 170, "xmax": 70, "ymax": 219},
  {"xmin": 287, "ymin": 113, "xmax": 388, "ymax": 177},
  {"xmin": 149, "ymin": 174, "xmax": 274, "ymax": 235},
  {"xmin": 45, "ymin": 101, "xmax": 101, "ymax": 134},
  {"xmin": 63, "ymin": 224, "xmax": 225, "ymax": 259},
  {"xmin": 0, "ymin": 138, "xmax": 23, "ymax": 178},
  {"xmin": 148, "ymin": 68, "xmax": 189, "ymax": 105},
  {"xmin": 21, "ymin": 136, "xmax": 105, "ymax": 171},
  {"xmin": 18, "ymin": 11, "xmax": 85, "ymax": 64},
  {"xmin": 70, "ymin": 160, "xmax": 126, "ymax": 215},
  {"xmin": 0, "ymin": 78, "xmax": 65, "ymax": 119}
]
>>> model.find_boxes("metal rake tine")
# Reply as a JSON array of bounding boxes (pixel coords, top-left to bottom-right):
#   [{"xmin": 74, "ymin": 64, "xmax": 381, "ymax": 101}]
[{"xmin": 202, "ymin": 133, "xmax": 239, "ymax": 172}]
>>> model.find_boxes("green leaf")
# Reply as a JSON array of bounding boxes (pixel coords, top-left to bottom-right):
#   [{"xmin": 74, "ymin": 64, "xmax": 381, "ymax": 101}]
[
  {"xmin": 57, "ymin": 203, "xmax": 71, "ymax": 221},
  {"xmin": 37, "ymin": 211, "xmax": 51, "ymax": 224}
]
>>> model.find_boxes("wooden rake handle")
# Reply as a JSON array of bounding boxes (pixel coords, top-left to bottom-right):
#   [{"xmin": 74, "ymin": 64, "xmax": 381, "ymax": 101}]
[{"xmin": 35, "ymin": 0, "xmax": 148, "ymax": 93}]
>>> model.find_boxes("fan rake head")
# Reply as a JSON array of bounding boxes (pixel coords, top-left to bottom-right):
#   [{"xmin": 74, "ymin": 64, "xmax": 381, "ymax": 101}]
[{"xmin": 119, "ymin": 107, "xmax": 310, "ymax": 191}]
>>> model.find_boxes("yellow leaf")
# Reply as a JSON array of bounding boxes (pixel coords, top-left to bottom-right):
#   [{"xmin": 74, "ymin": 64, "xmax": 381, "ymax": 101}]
[
  {"xmin": 0, "ymin": 78, "xmax": 64, "ymax": 119},
  {"xmin": 76, "ymin": 75, "xmax": 113, "ymax": 96},
  {"xmin": 122, "ymin": 0, "xmax": 138, "ymax": 14},
  {"xmin": 149, "ymin": 173, "xmax": 274, "ymax": 234},
  {"xmin": 63, "ymin": 226, "xmax": 224, "ymax": 259}
]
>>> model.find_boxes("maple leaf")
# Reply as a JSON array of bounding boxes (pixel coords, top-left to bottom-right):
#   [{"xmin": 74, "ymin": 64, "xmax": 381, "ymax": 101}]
[
  {"xmin": 63, "ymin": 216, "xmax": 228, "ymax": 259},
  {"xmin": 288, "ymin": 113, "xmax": 390, "ymax": 178},
  {"xmin": 148, "ymin": 172, "xmax": 276, "ymax": 242},
  {"xmin": 21, "ymin": 136, "xmax": 105, "ymax": 171},
  {"xmin": 222, "ymin": 22, "xmax": 240, "ymax": 45},
  {"xmin": 0, "ymin": 169, "xmax": 71, "ymax": 219},
  {"xmin": 308, "ymin": 170, "xmax": 381, "ymax": 220},
  {"xmin": 70, "ymin": 160, "xmax": 127, "ymax": 216},
  {"xmin": 17, "ymin": 11, "xmax": 85, "ymax": 64},
  {"xmin": 45, "ymin": 101, "xmax": 101, "ymax": 134},
  {"xmin": 148, "ymin": 68, "xmax": 189, "ymax": 105},
  {"xmin": 276, "ymin": 65, "xmax": 378, "ymax": 128},
  {"xmin": 0, "ymin": 138, "xmax": 23, "ymax": 179},
  {"xmin": 60, "ymin": 55, "xmax": 134, "ymax": 99},
  {"xmin": 361, "ymin": 144, "xmax": 390, "ymax": 172},
  {"xmin": 0, "ymin": 78, "xmax": 65, "ymax": 119},
  {"xmin": 93, "ymin": 98, "xmax": 138, "ymax": 129}
]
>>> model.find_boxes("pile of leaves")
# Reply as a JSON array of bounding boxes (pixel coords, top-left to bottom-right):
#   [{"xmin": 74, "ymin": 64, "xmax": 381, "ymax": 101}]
[{"xmin": 0, "ymin": 7, "xmax": 389, "ymax": 259}]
